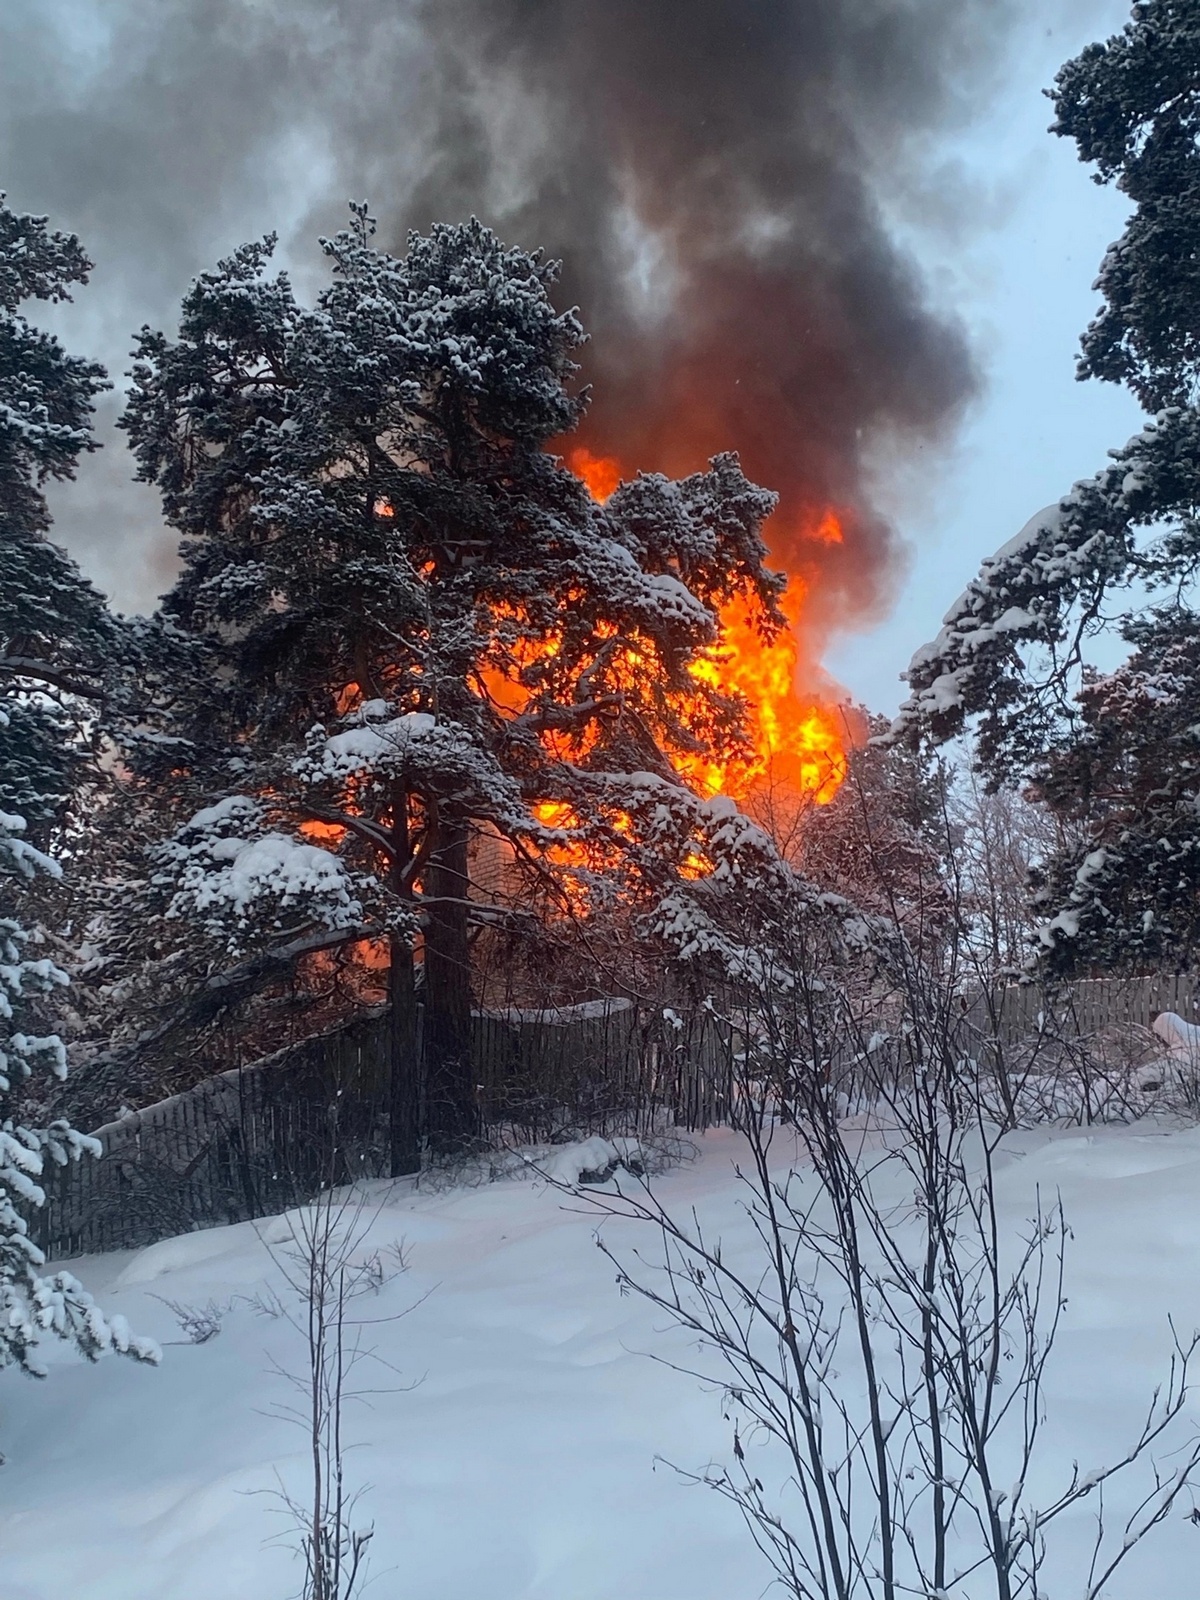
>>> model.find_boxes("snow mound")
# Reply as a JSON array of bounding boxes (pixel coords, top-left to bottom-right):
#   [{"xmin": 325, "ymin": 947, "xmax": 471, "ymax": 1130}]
[
  {"xmin": 536, "ymin": 1136, "xmax": 644, "ymax": 1185},
  {"xmin": 1152, "ymin": 1011, "xmax": 1200, "ymax": 1062}
]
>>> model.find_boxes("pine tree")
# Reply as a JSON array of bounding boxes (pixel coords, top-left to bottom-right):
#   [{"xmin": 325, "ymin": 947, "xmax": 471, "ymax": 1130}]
[
  {"xmin": 890, "ymin": 1, "xmax": 1200, "ymax": 973},
  {"xmin": 1026, "ymin": 609, "xmax": 1200, "ymax": 974},
  {"xmin": 119, "ymin": 208, "xmax": 785, "ymax": 1157},
  {"xmin": 0, "ymin": 195, "xmax": 158, "ymax": 1382},
  {"xmin": 0, "ymin": 195, "xmax": 117, "ymax": 836}
]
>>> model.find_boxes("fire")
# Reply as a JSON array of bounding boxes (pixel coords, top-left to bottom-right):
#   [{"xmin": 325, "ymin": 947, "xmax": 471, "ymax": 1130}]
[
  {"xmin": 811, "ymin": 509, "xmax": 844, "ymax": 545},
  {"xmin": 565, "ymin": 448, "xmax": 848, "ymax": 807},
  {"xmin": 682, "ymin": 586, "xmax": 846, "ymax": 804},
  {"xmin": 568, "ymin": 447, "xmax": 623, "ymax": 502}
]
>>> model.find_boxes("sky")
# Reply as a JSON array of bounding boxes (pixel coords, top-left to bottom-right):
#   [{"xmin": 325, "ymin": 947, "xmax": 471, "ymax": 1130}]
[
  {"xmin": 1, "ymin": 0, "xmax": 1145, "ymax": 717},
  {"xmin": 825, "ymin": 0, "xmax": 1145, "ymax": 711}
]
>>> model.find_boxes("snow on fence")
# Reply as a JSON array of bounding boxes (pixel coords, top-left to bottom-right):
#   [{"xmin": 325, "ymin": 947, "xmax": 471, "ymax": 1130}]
[{"xmin": 36, "ymin": 1000, "xmax": 736, "ymax": 1260}]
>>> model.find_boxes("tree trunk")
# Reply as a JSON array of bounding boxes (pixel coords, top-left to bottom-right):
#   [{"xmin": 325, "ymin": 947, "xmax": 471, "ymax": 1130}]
[
  {"xmin": 422, "ymin": 820, "xmax": 475, "ymax": 1149},
  {"xmin": 387, "ymin": 783, "xmax": 421, "ymax": 1176},
  {"xmin": 388, "ymin": 935, "xmax": 421, "ymax": 1176}
]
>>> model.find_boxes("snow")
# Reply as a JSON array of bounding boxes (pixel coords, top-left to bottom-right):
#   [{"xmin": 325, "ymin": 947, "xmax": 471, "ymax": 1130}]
[
  {"xmin": 485, "ymin": 997, "xmax": 634, "ymax": 1025},
  {"xmin": 184, "ymin": 795, "xmax": 259, "ymax": 831},
  {"xmin": 1153, "ymin": 1012, "xmax": 1200, "ymax": 1064},
  {"xmin": 296, "ymin": 707, "xmax": 531, "ymax": 833},
  {"xmin": 4, "ymin": 1124, "xmax": 1200, "ymax": 1597},
  {"xmin": 316, "ymin": 711, "xmax": 438, "ymax": 775},
  {"xmin": 159, "ymin": 796, "xmax": 363, "ymax": 934},
  {"xmin": 187, "ymin": 833, "xmax": 358, "ymax": 918},
  {"xmin": 985, "ymin": 501, "xmax": 1064, "ymax": 568}
]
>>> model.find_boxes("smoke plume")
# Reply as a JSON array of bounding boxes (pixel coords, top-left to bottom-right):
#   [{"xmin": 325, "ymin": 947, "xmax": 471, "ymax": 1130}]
[{"xmin": 1, "ymin": 0, "xmax": 1018, "ymax": 639}]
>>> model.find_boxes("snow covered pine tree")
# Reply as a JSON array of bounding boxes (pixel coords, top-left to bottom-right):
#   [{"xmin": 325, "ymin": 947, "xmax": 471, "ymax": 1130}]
[
  {"xmin": 890, "ymin": 0, "xmax": 1200, "ymax": 976},
  {"xmin": 121, "ymin": 206, "xmax": 794, "ymax": 1160},
  {"xmin": 0, "ymin": 195, "xmax": 158, "ymax": 1386}
]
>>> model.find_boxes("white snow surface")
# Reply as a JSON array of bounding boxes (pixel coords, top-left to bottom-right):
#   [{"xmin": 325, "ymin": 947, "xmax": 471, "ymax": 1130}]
[
  {"xmin": 4, "ymin": 1124, "xmax": 1200, "ymax": 1597},
  {"xmin": 1153, "ymin": 1012, "xmax": 1200, "ymax": 1062}
]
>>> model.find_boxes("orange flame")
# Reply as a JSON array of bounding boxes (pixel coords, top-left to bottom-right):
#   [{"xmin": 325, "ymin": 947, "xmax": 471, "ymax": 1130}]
[
  {"xmin": 682, "ymin": 588, "xmax": 847, "ymax": 804},
  {"xmin": 566, "ymin": 447, "xmax": 848, "ymax": 807},
  {"xmin": 568, "ymin": 447, "xmax": 623, "ymax": 502}
]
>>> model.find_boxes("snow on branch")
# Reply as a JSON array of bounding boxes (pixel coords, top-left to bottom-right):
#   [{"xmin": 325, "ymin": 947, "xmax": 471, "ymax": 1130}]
[
  {"xmin": 888, "ymin": 407, "xmax": 1200, "ymax": 767},
  {"xmin": 295, "ymin": 703, "xmax": 533, "ymax": 836},
  {"xmin": 153, "ymin": 795, "xmax": 363, "ymax": 949}
]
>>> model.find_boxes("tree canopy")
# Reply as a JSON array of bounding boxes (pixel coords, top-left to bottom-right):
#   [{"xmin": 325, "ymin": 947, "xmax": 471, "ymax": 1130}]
[{"xmin": 112, "ymin": 207, "xmax": 793, "ymax": 1148}]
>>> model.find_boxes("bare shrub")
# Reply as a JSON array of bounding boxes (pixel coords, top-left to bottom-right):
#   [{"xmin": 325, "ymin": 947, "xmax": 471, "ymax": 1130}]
[
  {"xmin": 562, "ymin": 768, "xmax": 1200, "ymax": 1600},
  {"xmin": 260, "ymin": 1174, "xmax": 421, "ymax": 1600},
  {"xmin": 576, "ymin": 976, "xmax": 1200, "ymax": 1599}
]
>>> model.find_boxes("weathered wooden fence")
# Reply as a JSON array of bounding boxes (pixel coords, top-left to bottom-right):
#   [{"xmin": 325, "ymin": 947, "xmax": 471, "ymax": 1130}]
[
  {"xmin": 43, "ymin": 973, "xmax": 1195, "ymax": 1262},
  {"xmin": 473, "ymin": 998, "xmax": 735, "ymax": 1138},
  {"xmin": 36, "ymin": 1011, "xmax": 392, "ymax": 1261},
  {"xmin": 36, "ymin": 998, "xmax": 735, "ymax": 1260},
  {"xmin": 970, "ymin": 973, "xmax": 1200, "ymax": 1046}
]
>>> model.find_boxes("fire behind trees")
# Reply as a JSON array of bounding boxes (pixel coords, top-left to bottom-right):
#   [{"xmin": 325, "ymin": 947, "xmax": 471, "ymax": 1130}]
[
  {"xmin": 5, "ymin": 196, "xmax": 950, "ymax": 1168},
  {"xmin": 93, "ymin": 206, "xmax": 864, "ymax": 1158}
]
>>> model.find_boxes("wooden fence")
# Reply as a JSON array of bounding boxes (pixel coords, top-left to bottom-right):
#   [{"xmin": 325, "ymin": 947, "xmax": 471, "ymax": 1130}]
[
  {"xmin": 970, "ymin": 973, "xmax": 1200, "ymax": 1046},
  {"xmin": 36, "ymin": 998, "xmax": 735, "ymax": 1261},
  {"xmin": 41, "ymin": 972, "xmax": 1195, "ymax": 1263},
  {"xmin": 35, "ymin": 1011, "xmax": 392, "ymax": 1261}
]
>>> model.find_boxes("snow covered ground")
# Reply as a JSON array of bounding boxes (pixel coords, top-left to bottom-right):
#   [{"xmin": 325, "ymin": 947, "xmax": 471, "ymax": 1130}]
[{"xmin": 5, "ymin": 1122, "xmax": 1200, "ymax": 1599}]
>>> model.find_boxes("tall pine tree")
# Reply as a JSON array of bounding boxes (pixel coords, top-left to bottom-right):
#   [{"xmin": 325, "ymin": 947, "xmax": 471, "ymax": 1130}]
[{"xmin": 120, "ymin": 208, "xmax": 785, "ymax": 1157}]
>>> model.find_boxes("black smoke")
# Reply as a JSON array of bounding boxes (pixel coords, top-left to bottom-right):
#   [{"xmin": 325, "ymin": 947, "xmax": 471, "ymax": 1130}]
[
  {"xmin": 405, "ymin": 0, "xmax": 1020, "ymax": 659},
  {"xmin": 1, "ymin": 0, "xmax": 1019, "ymax": 629}
]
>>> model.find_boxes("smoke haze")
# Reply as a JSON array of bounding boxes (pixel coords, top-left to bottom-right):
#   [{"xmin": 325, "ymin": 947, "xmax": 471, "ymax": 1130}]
[{"xmin": 2, "ymin": 0, "xmax": 1021, "ymax": 651}]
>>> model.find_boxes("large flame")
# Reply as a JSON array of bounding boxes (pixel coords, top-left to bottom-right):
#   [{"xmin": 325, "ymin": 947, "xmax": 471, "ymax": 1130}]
[{"xmin": 568, "ymin": 447, "xmax": 849, "ymax": 807}]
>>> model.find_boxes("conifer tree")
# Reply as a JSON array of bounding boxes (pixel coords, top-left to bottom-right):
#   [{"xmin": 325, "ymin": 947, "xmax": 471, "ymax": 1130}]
[
  {"xmin": 120, "ymin": 207, "xmax": 785, "ymax": 1156},
  {"xmin": 0, "ymin": 196, "xmax": 117, "ymax": 832},
  {"xmin": 0, "ymin": 195, "xmax": 157, "ymax": 1379},
  {"xmin": 891, "ymin": 1, "xmax": 1200, "ymax": 973}
]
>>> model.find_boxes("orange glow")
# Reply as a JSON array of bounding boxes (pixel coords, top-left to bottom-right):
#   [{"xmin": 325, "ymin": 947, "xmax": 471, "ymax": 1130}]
[
  {"xmin": 810, "ymin": 510, "xmax": 844, "ymax": 545},
  {"xmin": 299, "ymin": 819, "xmax": 346, "ymax": 845},
  {"xmin": 568, "ymin": 447, "xmax": 622, "ymax": 503},
  {"xmin": 475, "ymin": 457, "xmax": 853, "ymax": 893},
  {"xmin": 558, "ymin": 453, "xmax": 849, "ymax": 806},
  {"xmin": 681, "ymin": 584, "xmax": 847, "ymax": 805}
]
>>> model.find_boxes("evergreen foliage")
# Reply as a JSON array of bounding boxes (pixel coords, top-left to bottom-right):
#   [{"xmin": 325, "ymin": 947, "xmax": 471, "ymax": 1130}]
[
  {"xmin": 1028, "ymin": 609, "xmax": 1200, "ymax": 972},
  {"xmin": 0, "ymin": 193, "xmax": 117, "ymax": 840},
  {"xmin": 0, "ymin": 808, "xmax": 158, "ymax": 1380},
  {"xmin": 891, "ymin": 1, "xmax": 1200, "ymax": 974},
  {"xmin": 1052, "ymin": 0, "xmax": 1200, "ymax": 409},
  {"xmin": 116, "ymin": 207, "xmax": 790, "ymax": 1152},
  {"xmin": 0, "ymin": 196, "xmax": 157, "ymax": 1380}
]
